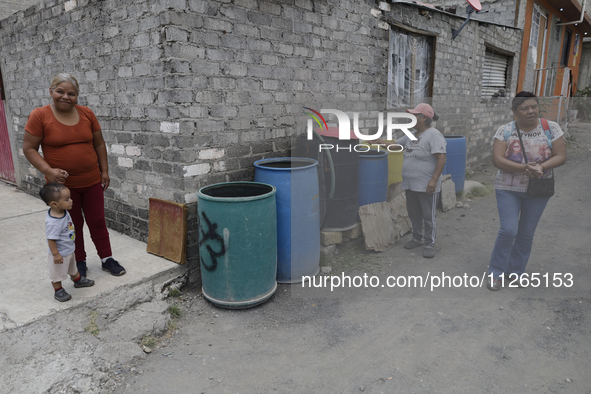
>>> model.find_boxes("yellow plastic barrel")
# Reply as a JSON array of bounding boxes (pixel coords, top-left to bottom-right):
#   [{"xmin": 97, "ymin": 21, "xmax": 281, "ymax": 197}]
[{"xmin": 367, "ymin": 143, "xmax": 403, "ymax": 186}]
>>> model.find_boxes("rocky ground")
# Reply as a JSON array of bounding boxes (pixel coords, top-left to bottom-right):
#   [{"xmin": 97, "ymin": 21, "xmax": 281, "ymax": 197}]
[
  {"xmin": 2, "ymin": 122, "xmax": 590, "ymax": 394},
  {"xmin": 0, "ymin": 277, "xmax": 187, "ymax": 394}
]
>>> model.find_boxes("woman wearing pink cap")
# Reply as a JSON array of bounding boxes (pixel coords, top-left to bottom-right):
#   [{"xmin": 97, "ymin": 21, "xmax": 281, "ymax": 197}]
[{"xmin": 377, "ymin": 103, "xmax": 446, "ymax": 258}]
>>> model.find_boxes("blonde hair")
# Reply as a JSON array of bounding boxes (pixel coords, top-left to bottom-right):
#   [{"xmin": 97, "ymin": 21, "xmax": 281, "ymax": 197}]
[{"xmin": 50, "ymin": 73, "xmax": 79, "ymax": 94}]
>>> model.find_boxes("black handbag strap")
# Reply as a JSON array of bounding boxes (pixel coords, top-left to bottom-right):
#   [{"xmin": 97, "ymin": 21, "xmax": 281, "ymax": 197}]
[{"xmin": 514, "ymin": 122, "xmax": 529, "ymax": 163}]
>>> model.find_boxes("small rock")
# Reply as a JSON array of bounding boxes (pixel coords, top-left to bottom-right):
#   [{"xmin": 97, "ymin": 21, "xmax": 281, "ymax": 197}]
[
  {"xmin": 566, "ymin": 378, "xmax": 572, "ymax": 383},
  {"xmin": 464, "ymin": 204, "xmax": 471, "ymax": 209},
  {"xmin": 321, "ymin": 266, "xmax": 332, "ymax": 274},
  {"xmin": 360, "ymin": 385, "xmax": 365, "ymax": 391},
  {"xmin": 142, "ymin": 346, "xmax": 152, "ymax": 354},
  {"xmin": 456, "ymin": 202, "xmax": 464, "ymax": 208}
]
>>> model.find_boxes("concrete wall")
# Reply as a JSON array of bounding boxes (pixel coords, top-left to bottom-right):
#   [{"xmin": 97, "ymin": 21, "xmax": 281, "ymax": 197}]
[
  {"xmin": 0, "ymin": 0, "xmax": 522, "ymax": 273},
  {"xmin": 578, "ymin": 41, "xmax": 591, "ymax": 90},
  {"xmin": 0, "ymin": 0, "xmax": 43, "ymax": 22},
  {"xmin": 0, "ymin": 0, "xmax": 388, "ymax": 273}
]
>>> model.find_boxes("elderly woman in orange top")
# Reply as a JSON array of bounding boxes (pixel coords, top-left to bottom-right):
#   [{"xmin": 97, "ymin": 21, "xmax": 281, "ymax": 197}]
[{"xmin": 23, "ymin": 73, "xmax": 126, "ymax": 278}]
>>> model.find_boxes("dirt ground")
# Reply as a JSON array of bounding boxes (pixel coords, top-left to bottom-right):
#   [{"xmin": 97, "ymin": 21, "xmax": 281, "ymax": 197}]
[{"xmin": 113, "ymin": 123, "xmax": 591, "ymax": 394}]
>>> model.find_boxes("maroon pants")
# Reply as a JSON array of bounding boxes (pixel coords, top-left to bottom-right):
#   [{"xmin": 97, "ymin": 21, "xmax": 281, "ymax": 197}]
[{"xmin": 68, "ymin": 182, "xmax": 112, "ymax": 262}]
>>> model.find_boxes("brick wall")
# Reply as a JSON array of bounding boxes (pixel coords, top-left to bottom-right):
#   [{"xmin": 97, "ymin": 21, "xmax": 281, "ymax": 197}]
[
  {"xmin": 0, "ymin": 0, "xmax": 522, "ymax": 275},
  {"xmin": 0, "ymin": 0, "xmax": 388, "ymax": 273},
  {"xmin": 379, "ymin": 2, "xmax": 521, "ymax": 165}
]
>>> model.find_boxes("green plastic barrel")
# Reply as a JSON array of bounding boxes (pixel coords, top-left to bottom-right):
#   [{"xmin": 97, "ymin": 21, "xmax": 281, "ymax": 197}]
[{"xmin": 197, "ymin": 182, "xmax": 277, "ymax": 309}]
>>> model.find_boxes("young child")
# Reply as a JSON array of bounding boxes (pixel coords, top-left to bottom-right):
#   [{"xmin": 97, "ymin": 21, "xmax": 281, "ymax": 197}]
[{"xmin": 40, "ymin": 183, "xmax": 95, "ymax": 302}]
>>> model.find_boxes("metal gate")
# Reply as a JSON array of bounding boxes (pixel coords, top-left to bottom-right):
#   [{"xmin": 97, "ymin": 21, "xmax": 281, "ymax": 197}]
[{"xmin": 0, "ymin": 99, "xmax": 16, "ymax": 183}]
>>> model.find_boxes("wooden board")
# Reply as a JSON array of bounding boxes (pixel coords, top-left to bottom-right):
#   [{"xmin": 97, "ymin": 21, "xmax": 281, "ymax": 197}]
[
  {"xmin": 147, "ymin": 198, "xmax": 187, "ymax": 264},
  {"xmin": 359, "ymin": 193, "xmax": 412, "ymax": 252}
]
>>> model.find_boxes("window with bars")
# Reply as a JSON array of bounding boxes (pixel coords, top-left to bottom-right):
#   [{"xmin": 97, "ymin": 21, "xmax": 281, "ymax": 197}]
[
  {"xmin": 387, "ymin": 27, "xmax": 434, "ymax": 108},
  {"xmin": 481, "ymin": 49, "xmax": 511, "ymax": 98},
  {"xmin": 530, "ymin": 6, "xmax": 541, "ymax": 48}
]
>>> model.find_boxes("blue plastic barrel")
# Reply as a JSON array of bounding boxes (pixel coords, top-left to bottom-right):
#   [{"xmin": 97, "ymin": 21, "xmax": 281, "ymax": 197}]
[
  {"xmin": 442, "ymin": 136, "xmax": 466, "ymax": 193},
  {"xmin": 254, "ymin": 158, "xmax": 320, "ymax": 283},
  {"xmin": 358, "ymin": 149, "xmax": 389, "ymax": 207}
]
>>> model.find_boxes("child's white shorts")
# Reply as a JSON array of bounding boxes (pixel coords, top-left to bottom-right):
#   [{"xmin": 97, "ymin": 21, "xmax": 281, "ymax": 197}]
[{"xmin": 47, "ymin": 251, "xmax": 77, "ymax": 283}]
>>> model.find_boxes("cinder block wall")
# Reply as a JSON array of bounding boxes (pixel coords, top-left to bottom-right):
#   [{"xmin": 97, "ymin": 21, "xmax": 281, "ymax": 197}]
[
  {"xmin": 0, "ymin": 0, "xmax": 387, "ymax": 275},
  {"xmin": 0, "ymin": 0, "xmax": 521, "ymax": 276},
  {"xmin": 379, "ymin": 2, "xmax": 521, "ymax": 165}
]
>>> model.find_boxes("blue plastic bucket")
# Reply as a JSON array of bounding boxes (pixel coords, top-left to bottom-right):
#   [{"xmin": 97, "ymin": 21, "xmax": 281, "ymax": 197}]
[
  {"xmin": 442, "ymin": 136, "xmax": 466, "ymax": 193},
  {"xmin": 358, "ymin": 149, "xmax": 389, "ymax": 207},
  {"xmin": 254, "ymin": 158, "xmax": 320, "ymax": 283}
]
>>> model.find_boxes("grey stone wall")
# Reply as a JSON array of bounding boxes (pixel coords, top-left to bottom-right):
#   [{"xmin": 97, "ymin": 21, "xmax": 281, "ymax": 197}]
[
  {"xmin": 0, "ymin": 0, "xmax": 521, "ymax": 273},
  {"xmin": 0, "ymin": 0, "xmax": 387, "ymax": 270},
  {"xmin": 0, "ymin": 0, "xmax": 43, "ymax": 22}
]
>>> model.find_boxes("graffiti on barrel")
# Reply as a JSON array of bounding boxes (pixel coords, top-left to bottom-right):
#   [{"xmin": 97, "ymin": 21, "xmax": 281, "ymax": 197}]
[{"xmin": 198, "ymin": 212, "xmax": 226, "ymax": 272}]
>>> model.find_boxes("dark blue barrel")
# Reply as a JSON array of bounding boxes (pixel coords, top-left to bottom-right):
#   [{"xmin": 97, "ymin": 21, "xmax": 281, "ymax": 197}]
[
  {"xmin": 442, "ymin": 136, "xmax": 466, "ymax": 193},
  {"xmin": 320, "ymin": 135, "xmax": 359, "ymax": 231},
  {"xmin": 358, "ymin": 149, "xmax": 389, "ymax": 206},
  {"xmin": 254, "ymin": 158, "xmax": 320, "ymax": 283},
  {"xmin": 293, "ymin": 128, "xmax": 359, "ymax": 231}
]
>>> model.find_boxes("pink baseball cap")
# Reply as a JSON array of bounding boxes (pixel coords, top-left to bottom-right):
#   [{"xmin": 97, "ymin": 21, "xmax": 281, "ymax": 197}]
[{"xmin": 406, "ymin": 103, "xmax": 434, "ymax": 119}]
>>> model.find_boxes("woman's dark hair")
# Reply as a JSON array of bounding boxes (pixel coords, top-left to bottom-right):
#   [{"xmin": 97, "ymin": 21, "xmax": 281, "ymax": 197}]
[
  {"xmin": 512, "ymin": 91, "xmax": 539, "ymax": 111},
  {"xmin": 40, "ymin": 183, "xmax": 67, "ymax": 205},
  {"xmin": 423, "ymin": 113, "xmax": 439, "ymax": 126}
]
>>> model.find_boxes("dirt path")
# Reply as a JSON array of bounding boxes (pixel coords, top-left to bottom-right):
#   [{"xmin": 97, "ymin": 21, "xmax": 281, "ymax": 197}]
[{"xmin": 103, "ymin": 123, "xmax": 591, "ymax": 393}]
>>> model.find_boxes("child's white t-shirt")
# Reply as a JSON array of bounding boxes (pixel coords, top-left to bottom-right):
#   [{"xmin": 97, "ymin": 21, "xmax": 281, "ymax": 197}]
[{"xmin": 45, "ymin": 210, "xmax": 76, "ymax": 256}]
